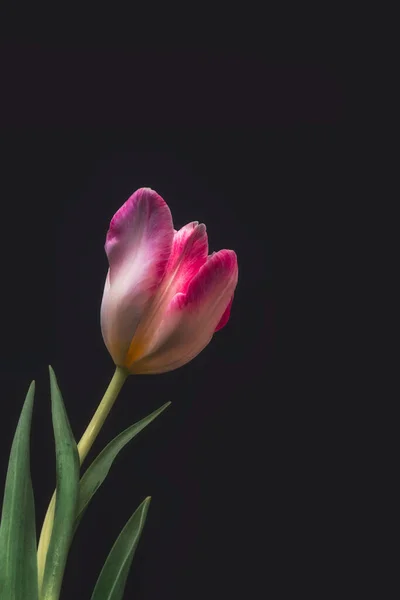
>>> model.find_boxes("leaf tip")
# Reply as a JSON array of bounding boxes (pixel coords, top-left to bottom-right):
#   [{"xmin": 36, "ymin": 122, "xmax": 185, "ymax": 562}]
[{"xmin": 48, "ymin": 366, "xmax": 58, "ymax": 392}]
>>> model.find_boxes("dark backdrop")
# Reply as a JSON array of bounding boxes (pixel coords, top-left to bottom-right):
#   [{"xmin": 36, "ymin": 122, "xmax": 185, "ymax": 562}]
[{"xmin": 0, "ymin": 47, "xmax": 345, "ymax": 599}]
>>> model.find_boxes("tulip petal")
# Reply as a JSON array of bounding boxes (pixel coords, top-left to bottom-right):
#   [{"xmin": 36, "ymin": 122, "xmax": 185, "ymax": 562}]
[
  {"xmin": 101, "ymin": 188, "xmax": 174, "ymax": 366},
  {"xmin": 130, "ymin": 249, "xmax": 238, "ymax": 373},
  {"xmin": 215, "ymin": 296, "xmax": 234, "ymax": 331},
  {"xmin": 166, "ymin": 222, "xmax": 209, "ymax": 294},
  {"xmin": 124, "ymin": 221, "xmax": 208, "ymax": 365}
]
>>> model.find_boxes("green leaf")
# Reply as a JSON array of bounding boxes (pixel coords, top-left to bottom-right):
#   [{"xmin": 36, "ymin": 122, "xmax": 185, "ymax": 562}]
[
  {"xmin": 76, "ymin": 402, "xmax": 170, "ymax": 524},
  {"xmin": 41, "ymin": 366, "xmax": 80, "ymax": 600},
  {"xmin": 0, "ymin": 381, "xmax": 38, "ymax": 600},
  {"xmin": 91, "ymin": 497, "xmax": 151, "ymax": 600}
]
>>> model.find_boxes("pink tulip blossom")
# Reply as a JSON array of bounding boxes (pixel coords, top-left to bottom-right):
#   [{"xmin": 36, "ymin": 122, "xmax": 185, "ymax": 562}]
[{"xmin": 101, "ymin": 188, "xmax": 238, "ymax": 374}]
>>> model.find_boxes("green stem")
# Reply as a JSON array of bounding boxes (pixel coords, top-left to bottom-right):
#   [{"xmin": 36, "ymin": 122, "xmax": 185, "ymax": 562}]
[
  {"xmin": 37, "ymin": 365, "xmax": 129, "ymax": 596},
  {"xmin": 77, "ymin": 366, "xmax": 129, "ymax": 463}
]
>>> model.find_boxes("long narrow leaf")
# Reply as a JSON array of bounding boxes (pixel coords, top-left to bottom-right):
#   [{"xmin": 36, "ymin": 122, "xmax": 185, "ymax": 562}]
[
  {"xmin": 41, "ymin": 367, "xmax": 80, "ymax": 600},
  {"xmin": 0, "ymin": 381, "xmax": 38, "ymax": 600},
  {"xmin": 91, "ymin": 497, "xmax": 151, "ymax": 600},
  {"xmin": 77, "ymin": 402, "xmax": 170, "ymax": 523}
]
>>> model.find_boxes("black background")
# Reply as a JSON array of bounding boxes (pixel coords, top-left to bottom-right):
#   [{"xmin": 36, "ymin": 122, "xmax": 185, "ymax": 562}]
[{"xmin": 0, "ymin": 46, "xmax": 346, "ymax": 599}]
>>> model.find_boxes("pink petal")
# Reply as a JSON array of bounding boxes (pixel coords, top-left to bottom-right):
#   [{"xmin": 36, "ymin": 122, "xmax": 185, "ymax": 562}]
[
  {"xmin": 164, "ymin": 221, "xmax": 209, "ymax": 293},
  {"xmin": 123, "ymin": 221, "xmax": 208, "ymax": 365},
  {"xmin": 101, "ymin": 188, "xmax": 174, "ymax": 366},
  {"xmin": 215, "ymin": 296, "xmax": 234, "ymax": 331},
  {"xmin": 129, "ymin": 249, "xmax": 238, "ymax": 373}
]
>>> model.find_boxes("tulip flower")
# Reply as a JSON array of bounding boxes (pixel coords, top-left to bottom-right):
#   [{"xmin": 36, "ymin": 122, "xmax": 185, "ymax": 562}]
[
  {"xmin": 101, "ymin": 187, "xmax": 238, "ymax": 374},
  {"xmin": 3, "ymin": 186, "xmax": 240, "ymax": 600}
]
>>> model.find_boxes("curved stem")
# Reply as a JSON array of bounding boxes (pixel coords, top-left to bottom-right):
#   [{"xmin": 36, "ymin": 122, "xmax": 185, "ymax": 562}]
[
  {"xmin": 37, "ymin": 365, "xmax": 129, "ymax": 595},
  {"xmin": 76, "ymin": 366, "xmax": 129, "ymax": 463}
]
